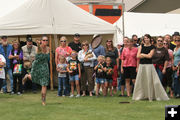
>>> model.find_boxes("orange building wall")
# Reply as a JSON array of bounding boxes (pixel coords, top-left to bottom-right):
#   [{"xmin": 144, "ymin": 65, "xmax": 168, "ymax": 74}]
[{"xmin": 77, "ymin": 5, "xmax": 122, "ymax": 24}]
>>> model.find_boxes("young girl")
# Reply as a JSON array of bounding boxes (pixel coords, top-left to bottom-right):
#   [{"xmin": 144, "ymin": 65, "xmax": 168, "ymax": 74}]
[
  {"xmin": 67, "ymin": 51, "xmax": 81, "ymax": 98},
  {"xmin": 94, "ymin": 55, "xmax": 105, "ymax": 97},
  {"xmin": 104, "ymin": 57, "xmax": 114, "ymax": 96},
  {"xmin": 57, "ymin": 56, "xmax": 67, "ymax": 97},
  {"xmin": 0, "ymin": 54, "xmax": 6, "ymax": 91}
]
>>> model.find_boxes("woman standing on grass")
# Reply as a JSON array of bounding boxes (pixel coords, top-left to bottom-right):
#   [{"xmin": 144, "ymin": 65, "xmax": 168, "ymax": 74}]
[
  {"xmin": 133, "ymin": 34, "xmax": 169, "ymax": 101},
  {"xmin": 29, "ymin": 36, "xmax": 50, "ymax": 106},
  {"xmin": 105, "ymin": 39, "xmax": 119, "ymax": 95},
  {"xmin": 121, "ymin": 38, "xmax": 138, "ymax": 97},
  {"xmin": 163, "ymin": 39, "xmax": 174, "ymax": 98}
]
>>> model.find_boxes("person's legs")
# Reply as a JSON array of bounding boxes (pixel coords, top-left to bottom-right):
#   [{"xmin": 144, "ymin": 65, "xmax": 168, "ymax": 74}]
[
  {"xmin": 112, "ymin": 65, "xmax": 118, "ymax": 94},
  {"xmin": 156, "ymin": 67, "xmax": 163, "ymax": 84},
  {"xmin": 81, "ymin": 69, "xmax": 87, "ymax": 96},
  {"xmin": 41, "ymin": 86, "xmax": 47, "ymax": 106},
  {"xmin": 0, "ymin": 79, "xmax": 3, "ymax": 90},
  {"xmin": 96, "ymin": 83, "xmax": 100, "ymax": 96},
  {"xmin": 75, "ymin": 76, "xmax": 80, "ymax": 96},
  {"xmin": 17, "ymin": 76, "xmax": 23, "ymax": 94},
  {"xmin": 62, "ymin": 77, "xmax": 67, "ymax": 96},
  {"xmin": 13, "ymin": 75, "xmax": 17, "ymax": 93},
  {"xmin": 109, "ymin": 82, "xmax": 113, "ymax": 96},
  {"xmin": 120, "ymin": 73, "xmax": 125, "ymax": 96},
  {"xmin": 70, "ymin": 81, "xmax": 75, "ymax": 96},
  {"xmin": 87, "ymin": 67, "xmax": 94, "ymax": 96},
  {"xmin": 58, "ymin": 77, "xmax": 62, "ymax": 96},
  {"xmin": 104, "ymin": 81, "xmax": 108, "ymax": 96},
  {"xmin": 7, "ymin": 68, "xmax": 13, "ymax": 92}
]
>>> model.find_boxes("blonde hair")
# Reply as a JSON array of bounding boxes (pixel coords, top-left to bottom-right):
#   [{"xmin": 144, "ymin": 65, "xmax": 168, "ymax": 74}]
[
  {"xmin": 59, "ymin": 56, "xmax": 66, "ymax": 63},
  {"xmin": 60, "ymin": 36, "xmax": 67, "ymax": 41},
  {"xmin": 97, "ymin": 55, "xmax": 105, "ymax": 62}
]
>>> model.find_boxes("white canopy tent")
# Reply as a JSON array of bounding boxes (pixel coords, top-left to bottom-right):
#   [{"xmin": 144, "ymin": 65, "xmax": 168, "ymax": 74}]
[
  {"xmin": 114, "ymin": 12, "xmax": 180, "ymax": 45},
  {"xmin": 0, "ymin": 0, "xmax": 116, "ymax": 36}
]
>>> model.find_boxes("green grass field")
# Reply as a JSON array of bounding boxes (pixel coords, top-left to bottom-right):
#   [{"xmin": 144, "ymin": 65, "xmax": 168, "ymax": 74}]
[{"xmin": 0, "ymin": 90, "xmax": 179, "ymax": 120}]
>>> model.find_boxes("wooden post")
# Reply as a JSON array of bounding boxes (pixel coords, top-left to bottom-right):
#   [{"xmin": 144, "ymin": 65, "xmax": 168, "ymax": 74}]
[{"xmin": 49, "ymin": 35, "xmax": 54, "ymax": 90}]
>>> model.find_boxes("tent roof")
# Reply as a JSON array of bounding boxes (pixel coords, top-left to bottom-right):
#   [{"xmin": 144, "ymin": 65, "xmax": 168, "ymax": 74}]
[
  {"xmin": 0, "ymin": 0, "xmax": 116, "ymax": 36},
  {"xmin": 114, "ymin": 12, "xmax": 180, "ymax": 44},
  {"xmin": 168, "ymin": 8, "xmax": 180, "ymax": 14}
]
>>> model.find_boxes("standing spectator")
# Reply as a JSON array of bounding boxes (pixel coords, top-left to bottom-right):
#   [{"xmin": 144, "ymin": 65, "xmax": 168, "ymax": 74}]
[
  {"xmin": 152, "ymin": 36, "xmax": 169, "ymax": 83},
  {"xmin": 164, "ymin": 34, "xmax": 175, "ymax": 51},
  {"xmin": 117, "ymin": 43, "xmax": 122, "ymax": 91},
  {"xmin": 105, "ymin": 39, "xmax": 119, "ymax": 95},
  {"xmin": 121, "ymin": 38, "xmax": 138, "ymax": 97},
  {"xmin": 119, "ymin": 37, "xmax": 128, "ymax": 97},
  {"xmin": 78, "ymin": 41, "xmax": 96, "ymax": 96},
  {"xmin": 104, "ymin": 57, "xmax": 114, "ymax": 96},
  {"xmin": 91, "ymin": 34, "xmax": 106, "ymax": 65},
  {"xmin": 0, "ymin": 36, "xmax": 13, "ymax": 94},
  {"xmin": 67, "ymin": 51, "xmax": 81, "ymax": 98},
  {"xmin": 133, "ymin": 34, "xmax": 169, "ymax": 101},
  {"xmin": 22, "ymin": 36, "xmax": 37, "ymax": 93},
  {"xmin": 9, "ymin": 40, "xmax": 23, "ymax": 95},
  {"xmin": 0, "ymin": 54, "xmax": 6, "ymax": 91},
  {"xmin": 94, "ymin": 55, "xmax": 105, "ymax": 96},
  {"xmin": 163, "ymin": 39, "xmax": 174, "ymax": 98},
  {"xmin": 57, "ymin": 56, "xmax": 67, "ymax": 97},
  {"xmin": 132, "ymin": 34, "xmax": 139, "ymax": 47},
  {"xmin": 30, "ymin": 36, "xmax": 50, "ymax": 106},
  {"xmin": 68, "ymin": 33, "xmax": 81, "ymax": 52},
  {"xmin": 172, "ymin": 36, "xmax": 180, "ymax": 98},
  {"xmin": 55, "ymin": 36, "xmax": 72, "ymax": 95}
]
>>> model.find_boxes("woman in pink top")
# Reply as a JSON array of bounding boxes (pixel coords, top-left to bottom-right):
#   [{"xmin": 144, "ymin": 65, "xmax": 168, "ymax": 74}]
[
  {"xmin": 55, "ymin": 36, "xmax": 72, "ymax": 67},
  {"xmin": 121, "ymin": 38, "xmax": 138, "ymax": 97},
  {"xmin": 163, "ymin": 39, "xmax": 174, "ymax": 98}
]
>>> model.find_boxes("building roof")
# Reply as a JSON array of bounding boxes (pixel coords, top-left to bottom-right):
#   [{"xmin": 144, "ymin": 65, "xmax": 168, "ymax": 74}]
[{"xmin": 68, "ymin": 0, "xmax": 145, "ymax": 11}]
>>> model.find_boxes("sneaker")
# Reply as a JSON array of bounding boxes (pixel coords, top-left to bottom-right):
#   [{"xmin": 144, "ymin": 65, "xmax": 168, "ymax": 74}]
[
  {"xmin": 69, "ymin": 95, "xmax": 74, "ymax": 98},
  {"xmin": 17, "ymin": 92, "xmax": 22, "ymax": 95},
  {"xmin": 76, "ymin": 94, "xmax": 80, "ymax": 98},
  {"xmin": 62, "ymin": 95, "xmax": 65, "ymax": 97},
  {"xmin": 10, "ymin": 91, "xmax": 14, "ymax": 95}
]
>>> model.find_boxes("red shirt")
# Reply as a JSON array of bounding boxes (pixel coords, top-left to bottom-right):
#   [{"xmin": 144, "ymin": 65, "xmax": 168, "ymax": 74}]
[
  {"xmin": 56, "ymin": 46, "xmax": 72, "ymax": 64},
  {"xmin": 121, "ymin": 47, "xmax": 138, "ymax": 67}
]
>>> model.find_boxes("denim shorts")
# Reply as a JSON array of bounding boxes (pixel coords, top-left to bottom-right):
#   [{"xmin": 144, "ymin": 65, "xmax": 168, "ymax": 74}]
[
  {"xmin": 96, "ymin": 78, "xmax": 105, "ymax": 84},
  {"xmin": 69, "ymin": 74, "xmax": 79, "ymax": 81},
  {"xmin": 105, "ymin": 79, "xmax": 113, "ymax": 83}
]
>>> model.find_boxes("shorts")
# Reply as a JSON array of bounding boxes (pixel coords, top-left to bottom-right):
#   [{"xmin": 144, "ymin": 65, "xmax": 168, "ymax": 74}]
[
  {"xmin": 105, "ymin": 79, "xmax": 113, "ymax": 83},
  {"xmin": 69, "ymin": 74, "xmax": 79, "ymax": 81},
  {"xmin": 123, "ymin": 67, "xmax": 136, "ymax": 79},
  {"xmin": 96, "ymin": 78, "xmax": 105, "ymax": 84}
]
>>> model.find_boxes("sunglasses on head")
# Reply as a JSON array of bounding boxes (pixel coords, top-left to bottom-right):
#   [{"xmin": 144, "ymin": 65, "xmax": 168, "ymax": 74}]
[
  {"xmin": 71, "ymin": 53, "xmax": 77, "ymax": 56},
  {"xmin": 60, "ymin": 40, "xmax": 66, "ymax": 42}
]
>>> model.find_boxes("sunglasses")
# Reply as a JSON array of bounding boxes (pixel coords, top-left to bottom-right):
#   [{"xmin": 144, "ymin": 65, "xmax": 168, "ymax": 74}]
[
  {"xmin": 82, "ymin": 44, "xmax": 88, "ymax": 46},
  {"xmin": 163, "ymin": 43, "xmax": 168, "ymax": 45},
  {"xmin": 157, "ymin": 40, "xmax": 163, "ymax": 42},
  {"xmin": 107, "ymin": 40, "xmax": 112, "ymax": 42},
  {"xmin": 175, "ymin": 40, "xmax": 180, "ymax": 42},
  {"xmin": 71, "ymin": 53, "xmax": 77, "ymax": 56},
  {"xmin": 60, "ymin": 40, "xmax": 66, "ymax": 42},
  {"xmin": 42, "ymin": 40, "xmax": 48, "ymax": 41}
]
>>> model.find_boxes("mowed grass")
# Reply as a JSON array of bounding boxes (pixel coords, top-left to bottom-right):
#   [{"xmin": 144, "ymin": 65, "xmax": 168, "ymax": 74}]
[{"xmin": 0, "ymin": 90, "xmax": 179, "ymax": 120}]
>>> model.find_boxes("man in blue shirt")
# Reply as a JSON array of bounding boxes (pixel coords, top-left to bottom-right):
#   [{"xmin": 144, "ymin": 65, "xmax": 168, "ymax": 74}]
[{"xmin": 0, "ymin": 36, "xmax": 13, "ymax": 94}]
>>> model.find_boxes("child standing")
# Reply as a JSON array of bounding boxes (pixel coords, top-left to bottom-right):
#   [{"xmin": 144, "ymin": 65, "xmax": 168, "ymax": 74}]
[
  {"xmin": 57, "ymin": 56, "xmax": 67, "ymax": 97},
  {"xmin": 94, "ymin": 55, "xmax": 105, "ymax": 97},
  {"xmin": 67, "ymin": 51, "xmax": 81, "ymax": 98},
  {"xmin": 0, "ymin": 54, "xmax": 6, "ymax": 90},
  {"xmin": 104, "ymin": 57, "xmax": 114, "ymax": 96}
]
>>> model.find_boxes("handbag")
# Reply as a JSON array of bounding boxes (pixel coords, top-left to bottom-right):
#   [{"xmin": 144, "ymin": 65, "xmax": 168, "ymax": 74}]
[{"xmin": 13, "ymin": 64, "xmax": 23, "ymax": 75}]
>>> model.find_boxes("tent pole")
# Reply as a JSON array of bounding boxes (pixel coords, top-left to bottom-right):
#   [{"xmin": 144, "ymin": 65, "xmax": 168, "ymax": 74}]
[
  {"xmin": 122, "ymin": 0, "xmax": 125, "ymax": 38},
  {"xmin": 49, "ymin": 35, "xmax": 54, "ymax": 90}
]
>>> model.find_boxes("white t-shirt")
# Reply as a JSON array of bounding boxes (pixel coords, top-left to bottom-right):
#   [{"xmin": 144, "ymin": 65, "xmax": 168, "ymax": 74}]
[
  {"xmin": 0, "ymin": 54, "xmax": 6, "ymax": 79},
  {"xmin": 57, "ymin": 63, "xmax": 67, "ymax": 78}
]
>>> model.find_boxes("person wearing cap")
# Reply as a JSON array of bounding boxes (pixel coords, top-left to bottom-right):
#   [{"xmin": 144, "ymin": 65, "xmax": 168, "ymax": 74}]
[
  {"xmin": 22, "ymin": 35, "xmax": 37, "ymax": 93},
  {"xmin": 68, "ymin": 33, "xmax": 81, "ymax": 52},
  {"xmin": 0, "ymin": 36, "xmax": 13, "ymax": 94}
]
